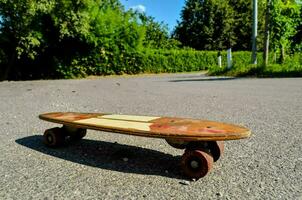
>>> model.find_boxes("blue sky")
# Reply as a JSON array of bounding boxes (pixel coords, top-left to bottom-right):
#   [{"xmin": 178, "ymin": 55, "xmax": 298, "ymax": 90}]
[{"xmin": 120, "ymin": 0, "xmax": 185, "ymax": 32}]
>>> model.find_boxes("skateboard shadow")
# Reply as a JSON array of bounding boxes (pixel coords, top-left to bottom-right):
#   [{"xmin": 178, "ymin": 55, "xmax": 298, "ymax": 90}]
[
  {"xmin": 15, "ymin": 135, "xmax": 183, "ymax": 180},
  {"xmin": 169, "ymin": 77, "xmax": 236, "ymax": 82}
]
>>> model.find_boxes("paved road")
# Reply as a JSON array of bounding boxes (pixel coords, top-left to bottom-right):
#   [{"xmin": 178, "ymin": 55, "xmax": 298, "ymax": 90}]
[{"xmin": 0, "ymin": 73, "xmax": 301, "ymax": 199}]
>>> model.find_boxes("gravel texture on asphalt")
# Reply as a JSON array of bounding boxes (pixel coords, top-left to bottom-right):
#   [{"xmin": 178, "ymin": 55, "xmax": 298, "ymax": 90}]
[{"xmin": 0, "ymin": 73, "xmax": 301, "ymax": 199}]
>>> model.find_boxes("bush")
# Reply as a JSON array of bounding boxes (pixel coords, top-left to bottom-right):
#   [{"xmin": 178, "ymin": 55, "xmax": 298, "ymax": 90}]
[
  {"xmin": 262, "ymin": 53, "xmax": 302, "ymax": 77},
  {"xmin": 139, "ymin": 49, "xmax": 218, "ymax": 73},
  {"xmin": 55, "ymin": 49, "xmax": 219, "ymax": 77},
  {"xmin": 52, "ymin": 50, "xmax": 302, "ymax": 78},
  {"xmin": 208, "ymin": 52, "xmax": 264, "ymax": 76},
  {"xmin": 208, "ymin": 52, "xmax": 302, "ymax": 77}
]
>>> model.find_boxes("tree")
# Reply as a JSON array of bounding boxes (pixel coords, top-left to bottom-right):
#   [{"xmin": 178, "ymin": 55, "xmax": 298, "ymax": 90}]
[
  {"xmin": 0, "ymin": 0, "xmax": 145, "ymax": 79},
  {"xmin": 292, "ymin": 4, "xmax": 302, "ymax": 51},
  {"xmin": 270, "ymin": 0, "xmax": 300, "ymax": 62},
  {"xmin": 228, "ymin": 0, "xmax": 253, "ymax": 50},
  {"xmin": 138, "ymin": 13, "xmax": 169, "ymax": 49},
  {"xmin": 173, "ymin": 0, "xmax": 235, "ymax": 50},
  {"xmin": 89, "ymin": 6, "xmax": 145, "ymax": 74},
  {"xmin": 0, "ymin": 0, "xmax": 54, "ymax": 80},
  {"xmin": 125, "ymin": 12, "xmax": 180, "ymax": 49},
  {"xmin": 173, "ymin": 0, "xmax": 267, "ymax": 51}
]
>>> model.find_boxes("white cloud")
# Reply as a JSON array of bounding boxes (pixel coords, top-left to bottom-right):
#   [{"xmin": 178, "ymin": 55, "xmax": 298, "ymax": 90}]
[{"xmin": 130, "ymin": 4, "xmax": 146, "ymax": 13}]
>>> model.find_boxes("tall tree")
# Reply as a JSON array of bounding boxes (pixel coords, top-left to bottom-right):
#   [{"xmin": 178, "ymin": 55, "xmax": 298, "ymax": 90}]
[
  {"xmin": 228, "ymin": 0, "xmax": 253, "ymax": 50},
  {"xmin": 0, "ymin": 0, "xmax": 54, "ymax": 80},
  {"xmin": 291, "ymin": 4, "xmax": 302, "ymax": 51},
  {"xmin": 0, "ymin": 0, "xmax": 145, "ymax": 80},
  {"xmin": 135, "ymin": 12, "xmax": 180, "ymax": 49},
  {"xmin": 173, "ymin": 0, "xmax": 266, "ymax": 51},
  {"xmin": 173, "ymin": 0, "xmax": 235, "ymax": 50},
  {"xmin": 270, "ymin": 0, "xmax": 300, "ymax": 62},
  {"xmin": 139, "ymin": 13, "xmax": 169, "ymax": 48}
]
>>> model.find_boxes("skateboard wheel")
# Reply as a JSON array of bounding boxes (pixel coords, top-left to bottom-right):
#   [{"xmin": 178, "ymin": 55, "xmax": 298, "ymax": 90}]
[
  {"xmin": 43, "ymin": 127, "xmax": 65, "ymax": 147},
  {"xmin": 63, "ymin": 126, "xmax": 86, "ymax": 140},
  {"xmin": 181, "ymin": 150, "xmax": 213, "ymax": 179},
  {"xmin": 209, "ymin": 141, "xmax": 224, "ymax": 162},
  {"xmin": 70, "ymin": 129, "xmax": 86, "ymax": 140},
  {"xmin": 165, "ymin": 139, "xmax": 188, "ymax": 149}
]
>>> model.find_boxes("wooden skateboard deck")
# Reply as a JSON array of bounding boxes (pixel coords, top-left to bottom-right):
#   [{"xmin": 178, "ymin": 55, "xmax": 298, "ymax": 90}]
[
  {"xmin": 39, "ymin": 112, "xmax": 251, "ymax": 179},
  {"xmin": 39, "ymin": 112, "xmax": 251, "ymax": 141}
]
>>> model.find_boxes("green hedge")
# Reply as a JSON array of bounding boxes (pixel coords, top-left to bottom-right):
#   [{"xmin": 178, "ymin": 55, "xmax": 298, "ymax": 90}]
[
  {"xmin": 139, "ymin": 49, "xmax": 218, "ymax": 73},
  {"xmin": 56, "ymin": 49, "xmax": 259, "ymax": 78},
  {"xmin": 54, "ymin": 49, "xmax": 302, "ymax": 78},
  {"xmin": 120, "ymin": 50, "xmax": 265, "ymax": 75}
]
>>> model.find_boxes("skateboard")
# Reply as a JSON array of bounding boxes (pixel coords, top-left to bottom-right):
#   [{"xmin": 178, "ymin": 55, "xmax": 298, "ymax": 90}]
[{"xmin": 39, "ymin": 112, "xmax": 251, "ymax": 179}]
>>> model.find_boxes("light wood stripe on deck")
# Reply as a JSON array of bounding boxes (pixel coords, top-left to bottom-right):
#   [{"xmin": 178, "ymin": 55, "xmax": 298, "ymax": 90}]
[
  {"xmin": 76, "ymin": 118, "xmax": 152, "ymax": 131},
  {"xmin": 100, "ymin": 114, "xmax": 160, "ymax": 122}
]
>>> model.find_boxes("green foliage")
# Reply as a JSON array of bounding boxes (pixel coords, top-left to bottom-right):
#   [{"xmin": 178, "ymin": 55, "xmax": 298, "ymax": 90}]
[
  {"xmin": 86, "ymin": 6, "xmax": 146, "ymax": 76},
  {"xmin": 173, "ymin": 0, "xmax": 266, "ymax": 51},
  {"xmin": 57, "ymin": 50, "xmax": 302, "ymax": 78},
  {"xmin": 45, "ymin": 0, "xmax": 143, "ymax": 78},
  {"xmin": 1, "ymin": 0, "xmax": 301, "ymax": 80},
  {"xmin": 0, "ymin": 0, "xmax": 51, "ymax": 79},
  {"xmin": 228, "ymin": 0, "xmax": 252, "ymax": 50},
  {"xmin": 0, "ymin": 0, "xmax": 145, "ymax": 80},
  {"xmin": 270, "ymin": 0, "xmax": 301, "ymax": 60},
  {"xmin": 173, "ymin": 0, "xmax": 235, "ymax": 50},
  {"xmin": 291, "ymin": 4, "xmax": 302, "ymax": 51},
  {"xmin": 139, "ymin": 13, "xmax": 168, "ymax": 48},
  {"xmin": 56, "ymin": 50, "xmax": 279, "ymax": 78},
  {"xmin": 139, "ymin": 49, "xmax": 215, "ymax": 73},
  {"xmin": 209, "ymin": 52, "xmax": 302, "ymax": 77},
  {"xmin": 136, "ymin": 13, "xmax": 180, "ymax": 49},
  {"xmin": 0, "ymin": 0, "xmax": 57, "ymax": 59},
  {"xmin": 208, "ymin": 52, "xmax": 264, "ymax": 76},
  {"xmin": 262, "ymin": 54, "xmax": 302, "ymax": 76},
  {"xmin": 54, "ymin": 49, "xmax": 213, "ymax": 78}
]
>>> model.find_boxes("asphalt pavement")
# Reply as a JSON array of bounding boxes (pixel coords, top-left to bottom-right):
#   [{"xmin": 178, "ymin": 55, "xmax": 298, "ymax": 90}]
[{"xmin": 0, "ymin": 73, "xmax": 301, "ymax": 199}]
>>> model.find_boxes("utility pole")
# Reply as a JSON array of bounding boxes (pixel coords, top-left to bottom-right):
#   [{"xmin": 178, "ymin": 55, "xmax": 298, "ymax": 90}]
[
  {"xmin": 251, "ymin": 0, "xmax": 258, "ymax": 64},
  {"xmin": 227, "ymin": 34, "xmax": 232, "ymax": 69},
  {"xmin": 263, "ymin": 0, "xmax": 271, "ymax": 67},
  {"xmin": 227, "ymin": 48, "xmax": 232, "ymax": 69}
]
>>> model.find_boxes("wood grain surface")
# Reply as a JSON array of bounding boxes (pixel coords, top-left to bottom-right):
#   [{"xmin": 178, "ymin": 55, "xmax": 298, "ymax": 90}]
[{"xmin": 39, "ymin": 112, "xmax": 251, "ymax": 141}]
